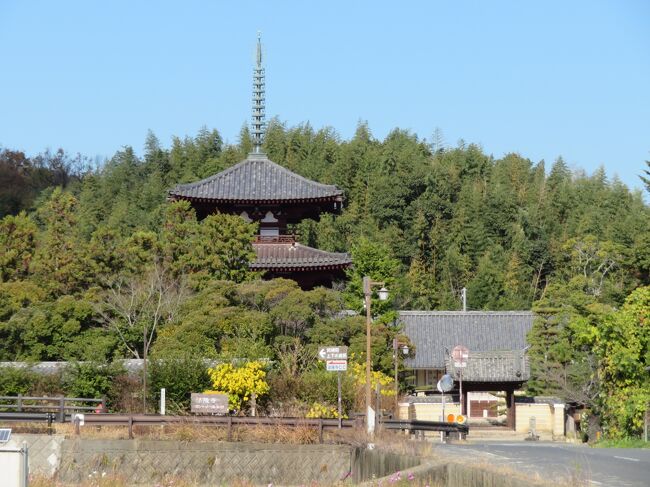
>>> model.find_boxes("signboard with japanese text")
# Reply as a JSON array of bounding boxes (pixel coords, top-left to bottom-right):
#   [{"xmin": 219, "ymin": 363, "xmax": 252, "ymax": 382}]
[
  {"xmin": 318, "ymin": 346, "xmax": 348, "ymax": 361},
  {"xmin": 190, "ymin": 393, "xmax": 229, "ymax": 414},
  {"xmin": 326, "ymin": 360, "xmax": 347, "ymax": 371}
]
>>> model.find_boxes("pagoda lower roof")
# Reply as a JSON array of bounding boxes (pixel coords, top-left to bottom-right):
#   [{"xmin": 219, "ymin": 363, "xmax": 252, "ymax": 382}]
[
  {"xmin": 169, "ymin": 152, "xmax": 344, "ymax": 203},
  {"xmin": 251, "ymin": 239, "xmax": 352, "ymax": 272}
]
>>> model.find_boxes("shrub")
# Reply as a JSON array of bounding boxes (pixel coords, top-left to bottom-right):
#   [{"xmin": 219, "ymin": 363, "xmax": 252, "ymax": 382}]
[
  {"xmin": 207, "ymin": 361, "xmax": 269, "ymax": 411},
  {"xmin": 0, "ymin": 366, "xmax": 63, "ymax": 397},
  {"xmin": 305, "ymin": 401, "xmax": 347, "ymax": 419},
  {"xmin": 298, "ymin": 367, "xmax": 355, "ymax": 414},
  {"xmin": 149, "ymin": 354, "xmax": 212, "ymax": 412},
  {"xmin": 62, "ymin": 361, "xmax": 127, "ymax": 409}
]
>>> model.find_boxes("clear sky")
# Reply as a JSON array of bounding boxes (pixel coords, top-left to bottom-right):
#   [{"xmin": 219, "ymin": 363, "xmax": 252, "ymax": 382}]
[{"xmin": 1, "ymin": 0, "xmax": 648, "ymax": 191}]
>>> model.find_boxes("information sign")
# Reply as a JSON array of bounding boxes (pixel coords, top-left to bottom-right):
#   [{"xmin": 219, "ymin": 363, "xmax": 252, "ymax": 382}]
[
  {"xmin": 326, "ymin": 360, "xmax": 347, "ymax": 371},
  {"xmin": 190, "ymin": 393, "xmax": 229, "ymax": 414},
  {"xmin": 318, "ymin": 346, "xmax": 348, "ymax": 361}
]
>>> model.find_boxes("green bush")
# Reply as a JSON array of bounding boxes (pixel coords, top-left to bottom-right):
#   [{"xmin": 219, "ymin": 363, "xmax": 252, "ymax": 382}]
[
  {"xmin": 61, "ymin": 361, "xmax": 127, "ymax": 409},
  {"xmin": 297, "ymin": 367, "xmax": 355, "ymax": 414},
  {"xmin": 0, "ymin": 366, "xmax": 63, "ymax": 397},
  {"xmin": 149, "ymin": 353, "xmax": 212, "ymax": 413}
]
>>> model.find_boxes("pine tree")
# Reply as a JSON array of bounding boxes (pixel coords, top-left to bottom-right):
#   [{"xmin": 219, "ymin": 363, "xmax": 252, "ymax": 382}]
[
  {"xmin": 0, "ymin": 212, "xmax": 38, "ymax": 282},
  {"xmin": 31, "ymin": 188, "xmax": 91, "ymax": 296}
]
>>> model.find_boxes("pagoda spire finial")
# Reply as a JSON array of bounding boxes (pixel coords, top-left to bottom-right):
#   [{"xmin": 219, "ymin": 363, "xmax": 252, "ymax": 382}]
[{"xmin": 252, "ymin": 32, "xmax": 265, "ymax": 154}]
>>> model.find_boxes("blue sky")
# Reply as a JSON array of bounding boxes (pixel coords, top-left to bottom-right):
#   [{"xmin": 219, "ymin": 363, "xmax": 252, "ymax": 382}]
[{"xmin": 1, "ymin": 0, "xmax": 648, "ymax": 191}]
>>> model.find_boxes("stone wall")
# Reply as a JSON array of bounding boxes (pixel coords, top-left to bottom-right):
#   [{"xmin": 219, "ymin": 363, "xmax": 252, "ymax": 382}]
[
  {"xmin": 4, "ymin": 434, "xmax": 64, "ymax": 477},
  {"xmin": 58, "ymin": 439, "xmax": 354, "ymax": 486},
  {"xmin": 358, "ymin": 462, "xmax": 549, "ymax": 487},
  {"xmin": 5, "ymin": 435, "xmax": 422, "ymax": 486}
]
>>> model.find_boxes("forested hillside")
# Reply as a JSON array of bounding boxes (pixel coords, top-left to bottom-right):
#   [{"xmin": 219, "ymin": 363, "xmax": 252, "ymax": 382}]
[
  {"xmin": 4, "ymin": 121, "xmax": 648, "ymax": 309},
  {"xmin": 1, "ymin": 122, "xmax": 648, "ymax": 437}
]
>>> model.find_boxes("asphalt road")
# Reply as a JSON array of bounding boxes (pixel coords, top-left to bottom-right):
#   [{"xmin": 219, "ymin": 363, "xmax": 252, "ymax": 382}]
[{"xmin": 434, "ymin": 442, "xmax": 650, "ymax": 487}]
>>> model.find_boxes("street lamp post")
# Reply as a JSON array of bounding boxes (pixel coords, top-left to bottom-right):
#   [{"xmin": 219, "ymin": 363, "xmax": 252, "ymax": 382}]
[
  {"xmin": 363, "ymin": 276, "xmax": 388, "ymax": 435},
  {"xmin": 393, "ymin": 338, "xmax": 409, "ymax": 407}
]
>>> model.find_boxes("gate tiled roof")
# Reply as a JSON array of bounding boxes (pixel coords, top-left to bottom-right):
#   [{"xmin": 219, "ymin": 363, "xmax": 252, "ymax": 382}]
[
  {"xmin": 169, "ymin": 152, "xmax": 344, "ymax": 203},
  {"xmin": 399, "ymin": 311, "xmax": 534, "ymax": 370},
  {"xmin": 445, "ymin": 350, "xmax": 530, "ymax": 382}
]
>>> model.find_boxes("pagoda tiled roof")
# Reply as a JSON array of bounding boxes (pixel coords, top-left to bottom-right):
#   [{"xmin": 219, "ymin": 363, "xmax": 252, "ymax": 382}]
[
  {"xmin": 251, "ymin": 240, "xmax": 352, "ymax": 271},
  {"xmin": 169, "ymin": 152, "xmax": 344, "ymax": 203}
]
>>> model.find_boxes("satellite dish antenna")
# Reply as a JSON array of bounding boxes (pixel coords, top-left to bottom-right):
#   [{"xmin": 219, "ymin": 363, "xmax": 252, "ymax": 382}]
[{"xmin": 437, "ymin": 374, "xmax": 454, "ymax": 393}]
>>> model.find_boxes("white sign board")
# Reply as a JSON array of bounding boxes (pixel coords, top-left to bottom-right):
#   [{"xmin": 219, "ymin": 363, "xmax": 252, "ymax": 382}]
[
  {"xmin": 326, "ymin": 360, "xmax": 347, "ymax": 371},
  {"xmin": 318, "ymin": 346, "xmax": 348, "ymax": 361},
  {"xmin": 191, "ymin": 393, "xmax": 229, "ymax": 414}
]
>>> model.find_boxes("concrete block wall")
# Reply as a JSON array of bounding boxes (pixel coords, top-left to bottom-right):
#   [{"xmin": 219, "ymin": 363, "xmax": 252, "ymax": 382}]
[
  {"xmin": 3, "ymin": 434, "xmax": 64, "ymax": 477},
  {"xmin": 515, "ymin": 401, "xmax": 566, "ymax": 437},
  {"xmin": 397, "ymin": 403, "xmax": 410, "ymax": 420},
  {"xmin": 515, "ymin": 404, "xmax": 554, "ymax": 434},
  {"xmin": 408, "ymin": 402, "xmax": 461, "ymax": 421},
  {"xmin": 58, "ymin": 439, "xmax": 354, "ymax": 486},
  {"xmin": 552, "ymin": 403, "xmax": 565, "ymax": 437},
  {"xmin": 1, "ymin": 435, "xmax": 423, "ymax": 486}
]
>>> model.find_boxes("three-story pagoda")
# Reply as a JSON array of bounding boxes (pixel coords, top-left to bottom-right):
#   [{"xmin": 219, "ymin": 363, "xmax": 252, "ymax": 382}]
[{"xmin": 169, "ymin": 35, "xmax": 351, "ymax": 288}]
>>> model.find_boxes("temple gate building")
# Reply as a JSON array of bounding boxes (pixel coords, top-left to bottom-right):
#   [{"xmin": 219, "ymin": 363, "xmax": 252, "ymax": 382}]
[
  {"xmin": 168, "ymin": 35, "xmax": 351, "ymax": 288},
  {"xmin": 399, "ymin": 311, "xmax": 534, "ymax": 429}
]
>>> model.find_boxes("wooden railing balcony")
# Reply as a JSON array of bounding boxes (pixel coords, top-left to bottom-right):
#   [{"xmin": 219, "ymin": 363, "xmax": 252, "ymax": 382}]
[{"xmin": 254, "ymin": 235, "xmax": 296, "ymax": 244}]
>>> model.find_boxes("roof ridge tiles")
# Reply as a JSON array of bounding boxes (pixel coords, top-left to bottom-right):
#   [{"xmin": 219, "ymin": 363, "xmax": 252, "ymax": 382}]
[
  {"xmin": 169, "ymin": 153, "xmax": 343, "ymax": 202},
  {"xmin": 291, "ymin": 242, "xmax": 350, "ymax": 258},
  {"xmin": 251, "ymin": 241, "xmax": 352, "ymax": 270},
  {"xmin": 398, "ymin": 310, "xmax": 534, "ymax": 315}
]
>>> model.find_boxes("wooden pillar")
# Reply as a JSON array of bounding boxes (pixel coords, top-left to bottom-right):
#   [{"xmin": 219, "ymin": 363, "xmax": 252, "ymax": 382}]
[{"xmin": 506, "ymin": 390, "xmax": 516, "ymax": 430}]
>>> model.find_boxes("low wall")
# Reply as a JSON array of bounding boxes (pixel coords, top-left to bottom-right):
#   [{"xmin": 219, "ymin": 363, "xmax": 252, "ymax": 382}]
[
  {"xmin": 58, "ymin": 439, "xmax": 354, "ymax": 486},
  {"xmin": 516, "ymin": 403, "xmax": 553, "ymax": 433},
  {"xmin": 515, "ymin": 401, "xmax": 565, "ymax": 437},
  {"xmin": 358, "ymin": 461, "xmax": 548, "ymax": 487},
  {"xmin": 6, "ymin": 434, "xmax": 555, "ymax": 486},
  {"xmin": 407, "ymin": 402, "xmax": 461, "ymax": 421},
  {"xmin": 6, "ymin": 435, "xmax": 422, "ymax": 486},
  {"xmin": 351, "ymin": 447, "xmax": 420, "ymax": 483},
  {"xmin": 3, "ymin": 434, "xmax": 64, "ymax": 477}
]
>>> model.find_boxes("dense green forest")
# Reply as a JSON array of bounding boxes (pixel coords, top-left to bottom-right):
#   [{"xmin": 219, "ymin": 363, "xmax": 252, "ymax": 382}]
[{"xmin": 1, "ymin": 121, "xmax": 648, "ymax": 438}]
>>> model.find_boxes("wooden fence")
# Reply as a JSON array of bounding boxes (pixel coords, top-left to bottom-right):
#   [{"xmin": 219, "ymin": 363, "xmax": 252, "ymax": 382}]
[{"xmin": 0, "ymin": 395, "xmax": 105, "ymax": 422}]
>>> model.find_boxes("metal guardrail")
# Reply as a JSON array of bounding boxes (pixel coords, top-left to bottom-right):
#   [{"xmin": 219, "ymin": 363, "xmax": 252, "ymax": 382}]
[
  {"xmin": 0, "ymin": 412, "xmax": 56, "ymax": 423},
  {"xmin": 0, "ymin": 409, "xmax": 470, "ymax": 442},
  {"xmin": 381, "ymin": 419, "xmax": 469, "ymax": 434},
  {"xmin": 70, "ymin": 414, "xmax": 360, "ymax": 443},
  {"xmin": 0, "ymin": 396, "xmax": 105, "ymax": 422}
]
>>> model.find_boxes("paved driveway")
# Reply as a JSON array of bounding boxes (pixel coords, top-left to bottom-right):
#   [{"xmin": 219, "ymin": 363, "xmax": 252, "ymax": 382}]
[{"xmin": 434, "ymin": 442, "xmax": 650, "ymax": 487}]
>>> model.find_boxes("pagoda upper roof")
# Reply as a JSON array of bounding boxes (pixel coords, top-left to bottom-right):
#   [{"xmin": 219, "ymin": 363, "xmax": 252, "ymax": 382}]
[
  {"xmin": 251, "ymin": 238, "xmax": 352, "ymax": 272},
  {"xmin": 169, "ymin": 152, "xmax": 344, "ymax": 204}
]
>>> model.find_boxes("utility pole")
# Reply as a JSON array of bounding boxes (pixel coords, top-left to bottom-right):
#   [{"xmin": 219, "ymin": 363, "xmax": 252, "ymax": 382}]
[{"xmin": 363, "ymin": 276, "xmax": 388, "ymax": 435}]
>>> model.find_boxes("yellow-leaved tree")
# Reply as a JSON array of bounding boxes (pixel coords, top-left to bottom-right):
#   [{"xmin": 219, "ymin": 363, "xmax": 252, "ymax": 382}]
[{"xmin": 207, "ymin": 361, "xmax": 270, "ymax": 411}]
